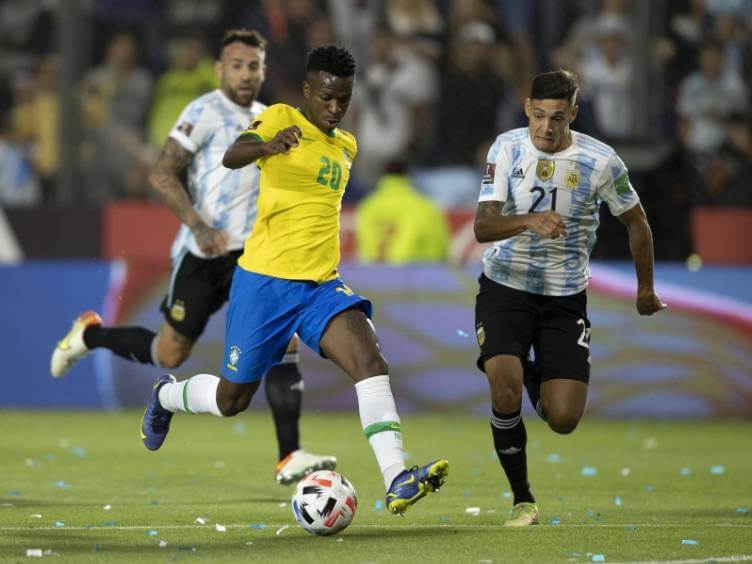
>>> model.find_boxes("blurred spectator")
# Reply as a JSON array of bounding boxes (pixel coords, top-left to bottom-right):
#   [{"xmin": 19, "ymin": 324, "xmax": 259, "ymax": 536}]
[
  {"xmin": 702, "ymin": 113, "xmax": 752, "ymax": 205},
  {"xmin": 352, "ymin": 27, "xmax": 439, "ymax": 188},
  {"xmin": 148, "ymin": 33, "xmax": 216, "ymax": 147},
  {"xmin": 12, "ymin": 56, "xmax": 60, "ymax": 200},
  {"xmin": 430, "ymin": 21, "xmax": 506, "ymax": 166},
  {"xmin": 384, "ymin": 0, "xmax": 443, "ymax": 36},
  {"xmin": 81, "ymin": 32, "xmax": 154, "ymax": 200},
  {"xmin": 0, "ymin": 107, "xmax": 40, "ymax": 206},
  {"xmin": 578, "ymin": 14, "xmax": 634, "ymax": 140},
  {"xmin": 327, "ymin": 0, "xmax": 379, "ymax": 67},
  {"xmin": 677, "ymin": 39, "xmax": 748, "ymax": 154},
  {"xmin": 356, "ymin": 162, "xmax": 449, "ymax": 263},
  {"xmin": 240, "ymin": 0, "xmax": 328, "ymax": 104}
]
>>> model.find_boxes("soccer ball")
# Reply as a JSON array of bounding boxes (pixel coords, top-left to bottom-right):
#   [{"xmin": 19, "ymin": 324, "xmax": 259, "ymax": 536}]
[{"xmin": 291, "ymin": 470, "xmax": 357, "ymax": 536}]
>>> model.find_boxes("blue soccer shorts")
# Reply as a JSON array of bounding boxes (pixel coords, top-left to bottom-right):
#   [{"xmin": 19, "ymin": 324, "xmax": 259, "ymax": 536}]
[{"xmin": 220, "ymin": 267, "xmax": 372, "ymax": 383}]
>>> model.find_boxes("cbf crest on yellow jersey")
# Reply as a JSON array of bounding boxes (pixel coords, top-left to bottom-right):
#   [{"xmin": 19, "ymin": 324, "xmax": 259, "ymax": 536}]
[{"xmin": 237, "ymin": 104, "xmax": 357, "ymax": 283}]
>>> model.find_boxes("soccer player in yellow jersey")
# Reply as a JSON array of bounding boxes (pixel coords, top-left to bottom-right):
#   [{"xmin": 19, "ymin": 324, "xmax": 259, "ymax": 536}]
[{"xmin": 141, "ymin": 45, "xmax": 449, "ymax": 514}]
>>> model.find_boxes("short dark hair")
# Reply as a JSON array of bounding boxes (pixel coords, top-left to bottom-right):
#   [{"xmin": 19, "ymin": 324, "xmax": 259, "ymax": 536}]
[
  {"xmin": 221, "ymin": 29, "xmax": 267, "ymax": 52},
  {"xmin": 306, "ymin": 45, "xmax": 356, "ymax": 78},
  {"xmin": 531, "ymin": 69, "xmax": 579, "ymax": 105}
]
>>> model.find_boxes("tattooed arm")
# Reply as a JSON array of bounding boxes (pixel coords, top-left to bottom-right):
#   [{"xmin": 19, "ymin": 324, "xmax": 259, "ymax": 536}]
[
  {"xmin": 474, "ymin": 201, "xmax": 567, "ymax": 243},
  {"xmin": 148, "ymin": 138, "xmax": 228, "ymax": 256}
]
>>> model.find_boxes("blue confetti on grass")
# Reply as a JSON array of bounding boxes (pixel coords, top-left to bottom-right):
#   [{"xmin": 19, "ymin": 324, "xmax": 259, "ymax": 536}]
[
  {"xmin": 69, "ymin": 447, "xmax": 87, "ymax": 458},
  {"xmin": 501, "ymin": 491, "xmax": 512, "ymax": 498},
  {"xmin": 6, "ymin": 491, "xmax": 21, "ymax": 497},
  {"xmin": 592, "ymin": 554, "xmax": 605, "ymax": 562},
  {"xmin": 439, "ymin": 516, "xmax": 451, "ymax": 523},
  {"xmin": 54, "ymin": 521, "xmax": 65, "ymax": 528},
  {"xmin": 147, "ymin": 529, "xmax": 158, "ymax": 537},
  {"xmin": 680, "ymin": 467, "xmax": 691, "ymax": 476},
  {"xmin": 682, "ymin": 539, "xmax": 699, "ymax": 545},
  {"xmin": 373, "ymin": 500, "xmax": 383, "ymax": 511},
  {"xmin": 581, "ymin": 466, "xmax": 598, "ymax": 477},
  {"xmin": 233, "ymin": 422, "xmax": 246, "ymax": 435},
  {"xmin": 736, "ymin": 507, "xmax": 749, "ymax": 515},
  {"xmin": 614, "ymin": 496, "xmax": 622, "ymax": 507},
  {"xmin": 710, "ymin": 465, "xmax": 726, "ymax": 475},
  {"xmin": 548, "ymin": 517, "xmax": 561, "ymax": 525},
  {"xmin": 54, "ymin": 481, "xmax": 71, "ymax": 489},
  {"xmin": 247, "ymin": 523, "xmax": 268, "ymax": 529},
  {"xmin": 546, "ymin": 453, "xmax": 561, "ymax": 463},
  {"xmin": 644, "ymin": 485, "xmax": 655, "ymax": 492},
  {"xmin": 45, "ymin": 453, "xmax": 56, "ymax": 461}
]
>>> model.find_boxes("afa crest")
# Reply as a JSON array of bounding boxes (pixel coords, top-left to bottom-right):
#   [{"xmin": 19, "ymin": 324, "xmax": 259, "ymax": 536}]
[
  {"xmin": 170, "ymin": 300, "xmax": 186, "ymax": 322},
  {"xmin": 565, "ymin": 165, "xmax": 580, "ymax": 189},
  {"xmin": 536, "ymin": 159, "xmax": 555, "ymax": 181},
  {"xmin": 476, "ymin": 323, "xmax": 486, "ymax": 346}
]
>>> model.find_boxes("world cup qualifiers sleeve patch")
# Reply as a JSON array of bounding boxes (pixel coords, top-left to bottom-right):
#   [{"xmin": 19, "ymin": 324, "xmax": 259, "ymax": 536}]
[
  {"xmin": 177, "ymin": 122, "xmax": 194, "ymax": 136},
  {"xmin": 482, "ymin": 163, "xmax": 496, "ymax": 184}
]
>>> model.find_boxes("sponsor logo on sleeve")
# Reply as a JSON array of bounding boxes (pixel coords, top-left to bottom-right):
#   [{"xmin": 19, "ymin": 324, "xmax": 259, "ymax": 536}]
[
  {"xmin": 482, "ymin": 163, "xmax": 496, "ymax": 184},
  {"xmin": 177, "ymin": 122, "xmax": 194, "ymax": 136}
]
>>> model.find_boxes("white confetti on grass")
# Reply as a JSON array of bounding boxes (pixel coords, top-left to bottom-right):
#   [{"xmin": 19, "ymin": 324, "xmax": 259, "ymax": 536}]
[
  {"xmin": 465, "ymin": 507, "xmax": 481, "ymax": 516},
  {"xmin": 215, "ymin": 524, "xmax": 226, "ymax": 532},
  {"xmin": 275, "ymin": 525, "xmax": 289, "ymax": 536},
  {"xmin": 194, "ymin": 517, "xmax": 207, "ymax": 525},
  {"xmin": 158, "ymin": 540, "xmax": 168, "ymax": 548},
  {"xmin": 103, "ymin": 505, "xmax": 111, "ymax": 511}
]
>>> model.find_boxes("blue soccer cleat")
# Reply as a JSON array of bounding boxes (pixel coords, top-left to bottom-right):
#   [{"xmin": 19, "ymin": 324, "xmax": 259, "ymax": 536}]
[
  {"xmin": 140, "ymin": 374, "xmax": 176, "ymax": 451},
  {"xmin": 386, "ymin": 459, "xmax": 449, "ymax": 515}
]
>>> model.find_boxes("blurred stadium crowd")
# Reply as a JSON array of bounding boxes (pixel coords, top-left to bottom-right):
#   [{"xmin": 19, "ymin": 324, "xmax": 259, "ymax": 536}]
[{"xmin": 0, "ymin": 0, "xmax": 750, "ymax": 260}]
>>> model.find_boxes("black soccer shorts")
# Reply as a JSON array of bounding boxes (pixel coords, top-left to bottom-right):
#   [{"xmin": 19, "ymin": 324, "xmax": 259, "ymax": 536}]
[
  {"xmin": 159, "ymin": 250, "xmax": 243, "ymax": 339},
  {"xmin": 474, "ymin": 274, "xmax": 591, "ymax": 383}
]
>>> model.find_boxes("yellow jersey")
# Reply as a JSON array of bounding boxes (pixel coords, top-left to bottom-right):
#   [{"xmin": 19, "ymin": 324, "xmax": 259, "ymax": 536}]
[{"xmin": 237, "ymin": 104, "xmax": 357, "ymax": 283}]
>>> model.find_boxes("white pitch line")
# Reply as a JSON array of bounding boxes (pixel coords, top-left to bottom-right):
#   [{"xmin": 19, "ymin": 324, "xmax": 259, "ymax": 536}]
[
  {"xmin": 608, "ymin": 556, "xmax": 752, "ymax": 564},
  {"xmin": 1, "ymin": 523, "xmax": 751, "ymax": 532}
]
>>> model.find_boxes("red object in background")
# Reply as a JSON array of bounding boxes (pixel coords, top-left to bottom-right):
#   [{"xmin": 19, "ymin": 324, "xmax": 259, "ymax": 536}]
[
  {"xmin": 102, "ymin": 202, "xmax": 180, "ymax": 261},
  {"xmin": 691, "ymin": 208, "xmax": 752, "ymax": 264}
]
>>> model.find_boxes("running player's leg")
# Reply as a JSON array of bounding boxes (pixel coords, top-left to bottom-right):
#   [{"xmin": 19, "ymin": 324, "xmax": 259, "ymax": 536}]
[
  {"xmin": 141, "ymin": 269, "xmax": 298, "ymax": 450},
  {"xmin": 265, "ymin": 335, "xmax": 337, "ymax": 484},
  {"xmin": 299, "ymin": 280, "xmax": 448, "ymax": 514},
  {"xmin": 536, "ymin": 291, "xmax": 591, "ymax": 434},
  {"xmin": 475, "ymin": 275, "xmax": 538, "ymax": 526}
]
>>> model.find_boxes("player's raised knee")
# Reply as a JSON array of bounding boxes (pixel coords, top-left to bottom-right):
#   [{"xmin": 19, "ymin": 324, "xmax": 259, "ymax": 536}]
[{"xmin": 545, "ymin": 410, "xmax": 581, "ymax": 435}]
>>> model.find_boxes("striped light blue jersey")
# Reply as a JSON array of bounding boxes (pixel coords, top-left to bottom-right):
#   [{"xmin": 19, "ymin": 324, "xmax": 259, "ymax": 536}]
[
  {"xmin": 168, "ymin": 90, "xmax": 266, "ymax": 260},
  {"xmin": 479, "ymin": 128, "xmax": 640, "ymax": 296}
]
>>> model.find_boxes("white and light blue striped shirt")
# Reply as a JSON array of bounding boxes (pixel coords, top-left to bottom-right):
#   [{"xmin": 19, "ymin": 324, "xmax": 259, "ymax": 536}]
[
  {"xmin": 168, "ymin": 90, "xmax": 266, "ymax": 260},
  {"xmin": 479, "ymin": 128, "xmax": 640, "ymax": 296}
]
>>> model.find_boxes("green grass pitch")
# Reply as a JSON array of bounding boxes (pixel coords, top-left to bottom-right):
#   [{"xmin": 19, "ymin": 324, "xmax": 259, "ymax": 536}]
[{"xmin": 0, "ymin": 411, "xmax": 750, "ymax": 562}]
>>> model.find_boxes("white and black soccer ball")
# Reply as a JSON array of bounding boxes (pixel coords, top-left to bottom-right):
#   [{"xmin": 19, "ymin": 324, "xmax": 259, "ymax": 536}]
[{"xmin": 291, "ymin": 470, "xmax": 357, "ymax": 536}]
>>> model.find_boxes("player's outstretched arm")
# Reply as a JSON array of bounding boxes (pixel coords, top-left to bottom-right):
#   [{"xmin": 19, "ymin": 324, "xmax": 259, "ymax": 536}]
[
  {"xmin": 474, "ymin": 201, "xmax": 567, "ymax": 242},
  {"xmin": 148, "ymin": 138, "xmax": 228, "ymax": 256},
  {"xmin": 617, "ymin": 203, "xmax": 667, "ymax": 316},
  {"xmin": 223, "ymin": 126, "xmax": 302, "ymax": 169}
]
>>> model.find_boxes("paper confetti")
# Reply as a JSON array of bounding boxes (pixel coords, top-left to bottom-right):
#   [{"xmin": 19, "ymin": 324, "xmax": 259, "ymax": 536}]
[
  {"xmin": 54, "ymin": 521, "xmax": 65, "ymax": 528},
  {"xmin": 195, "ymin": 517, "xmax": 207, "ymax": 524},
  {"xmin": 614, "ymin": 496, "xmax": 622, "ymax": 507},
  {"xmin": 245, "ymin": 541, "xmax": 254, "ymax": 545},
  {"xmin": 643, "ymin": 437, "xmax": 657, "ymax": 449},
  {"xmin": 215, "ymin": 524, "xmax": 226, "ymax": 532},
  {"xmin": 592, "ymin": 554, "xmax": 605, "ymax": 562},
  {"xmin": 159, "ymin": 540, "xmax": 168, "ymax": 548},
  {"xmin": 710, "ymin": 465, "xmax": 726, "ymax": 475},
  {"xmin": 682, "ymin": 539, "xmax": 699, "ymax": 545},
  {"xmin": 248, "ymin": 523, "xmax": 268, "ymax": 529},
  {"xmin": 465, "ymin": 507, "xmax": 481, "ymax": 516},
  {"xmin": 548, "ymin": 517, "xmax": 561, "ymax": 525},
  {"xmin": 620, "ymin": 468, "xmax": 631, "ymax": 477},
  {"xmin": 30, "ymin": 514, "xmax": 42, "ymax": 519},
  {"xmin": 26, "ymin": 549, "xmax": 43, "ymax": 557},
  {"xmin": 680, "ymin": 467, "xmax": 691, "ymax": 476},
  {"xmin": 54, "ymin": 481, "xmax": 71, "ymax": 489},
  {"xmin": 147, "ymin": 529, "xmax": 158, "ymax": 537},
  {"xmin": 373, "ymin": 500, "xmax": 383, "ymax": 511},
  {"xmin": 736, "ymin": 507, "xmax": 749, "ymax": 514},
  {"xmin": 547, "ymin": 453, "xmax": 561, "ymax": 463},
  {"xmin": 336, "ymin": 538, "xmax": 343, "ymax": 542},
  {"xmin": 103, "ymin": 505, "xmax": 111, "ymax": 511},
  {"xmin": 581, "ymin": 466, "xmax": 598, "ymax": 477},
  {"xmin": 275, "ymin": 525, "xmax": 289, "ymax": 536}
]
